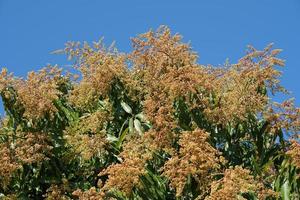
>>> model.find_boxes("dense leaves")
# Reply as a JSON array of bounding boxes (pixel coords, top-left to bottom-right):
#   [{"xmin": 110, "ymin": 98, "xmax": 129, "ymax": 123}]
[{"xmin": 0, "ymin": 26, "xmax": 299, "ymax": 199}]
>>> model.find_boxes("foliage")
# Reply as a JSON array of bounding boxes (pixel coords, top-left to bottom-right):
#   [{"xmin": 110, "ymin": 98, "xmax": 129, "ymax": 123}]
[{"xmin": 0, "ymin": 26, "xmax": 299, "ymax": 199}]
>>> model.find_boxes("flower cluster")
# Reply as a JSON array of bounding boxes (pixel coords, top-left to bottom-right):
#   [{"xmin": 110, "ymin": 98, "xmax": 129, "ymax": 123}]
[
  {"xmin": 0, "ymin": 68, "xmax": 13, "ymax": 92},
  {"xmin": 44, "ymin": 184, "xmax": 70, "ymax": 200},
  {"xmin": 67, "ymin": 43, "xmax": 128, "ymax": 111},
  {"xmin": 287, "ymin": 140, "xmax": 300, "ymax": 169},
  {"xmin": 64, "ymin": 110, "xmax": 110, "ymax": 160},
  {"xmin": 72, "ymin": 187, "xmax": 104, "ymax": 200},
  {"xmin": 163, "ymin": 129, "xmax": 222, "ymax": 196},
  {"xmin": 0, "ymin": 128, "xmax": 51, "ymax": 187},
  {"xmin": 130, "ymin": 26, "xmax": 214, "ymax": 152},
  {"xmin": 207, "ymin": 166, "xmax": 276, "ymax": 200},
  {"xmin": 205, "ymin": 45, "xmax": 285, "ymax": 125},
  {"xmin": 99, "ymin": 136, "xmax": 152, "ymax": 195},
  {"xmin": 265, "ymin": 99, "xmax": 300, "ymax": 134},
  {"xmin": 14, "ymin": 66, "xmax": 63, "ymax": 119}
]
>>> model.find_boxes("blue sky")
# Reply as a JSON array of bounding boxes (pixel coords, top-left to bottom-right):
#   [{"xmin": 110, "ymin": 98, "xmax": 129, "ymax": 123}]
[{"xmin": 0, "ymin": 0, "xmax": 299, "ymax": 115}]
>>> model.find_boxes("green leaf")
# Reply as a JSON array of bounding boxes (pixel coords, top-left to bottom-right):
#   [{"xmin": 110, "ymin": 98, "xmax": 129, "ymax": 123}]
[
  {"xmin": 281, "ymin": 179, "xmax": 290, "ymax": 200},
  {"xmin": 135, "ymin": 113, "xmax": 146, "ymax": 122},
  {"xmin": 107, "ymin": 134, "xmax": 118, "ymax": 142},
  {"xmin": 134, "ymin": 119, "xmax": 143, "ymax": 135},
  {"xmin": 50, "ymin": 49, "xmax": 65, "ymax": 54},
  {"xmin": 116, "ymin": 127, "xmax": 128, "ymax": 149},
  {"xmin": 129, "ymin": 117, "xmax": 134, "ymax": 134},
  {"xmin": 224, "ymin": 142, "xmax": 229, "ymax": 151},
  {"xmin": 121, "ymin": 101, "xmax": 132, "ymax": 114}
]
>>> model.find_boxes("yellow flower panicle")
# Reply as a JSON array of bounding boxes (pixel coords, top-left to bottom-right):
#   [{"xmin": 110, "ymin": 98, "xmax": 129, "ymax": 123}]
[
  {"xmin": 64, "ymin": 109, "xmax": 111, "ymax": 160},
  {"xmin": 15, "ymin": 66, "xmax": 63, "ymax": 119},
  {"xmin": 99, "ymin": 137, "xmax": 152, "ymax": 196},
  {"xmin": 207, "ymin": 166, "xmax": 277, "ymax": 200},
  {"xmin": 67, "ymin": 43, "xmax": 128, "ymax": 111},
  {"xmin": 287, "ymin": 140, "xmax": 300, "ymax": 170},
  {"xmin": 163, "ymin": 129, "xmax": 222, "ymax": 196}
]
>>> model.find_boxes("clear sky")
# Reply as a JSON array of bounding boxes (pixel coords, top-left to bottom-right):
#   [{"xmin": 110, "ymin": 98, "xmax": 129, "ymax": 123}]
[{"xmin": 0, "ymin": 0, "xmax": 299, "ymax": 115}]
